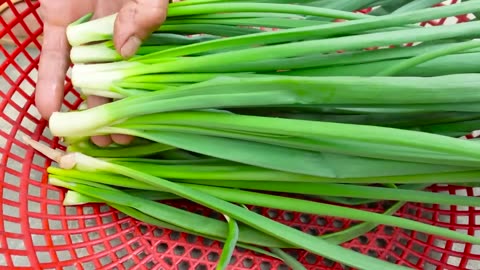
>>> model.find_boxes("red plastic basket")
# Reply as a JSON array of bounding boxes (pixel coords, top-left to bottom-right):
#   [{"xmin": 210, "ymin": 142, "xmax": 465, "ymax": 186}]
[{"xmin": 1, "ymin": 1, "xmax": 480, "ymax": 269}]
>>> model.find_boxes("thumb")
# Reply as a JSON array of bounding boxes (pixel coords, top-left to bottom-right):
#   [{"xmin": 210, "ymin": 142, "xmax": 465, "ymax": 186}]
[
  {"xmin": 35, "ymin": 23, "xmax": 71, "ymax": 120},
  {"xmin": 113, "ymin": 0, "xmax": 170, "ymax": 58}
]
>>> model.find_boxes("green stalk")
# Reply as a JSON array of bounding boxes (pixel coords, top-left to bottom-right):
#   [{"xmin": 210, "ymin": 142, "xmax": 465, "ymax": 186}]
[
  {"xmin": 284, "ymin": 52, "xmax": 480, "ymax": 77},
  {"xmin": 49, "ymin": 177, "xmax": 288, "ymax": 248},
  {"xmin": 54, "ymin": 152, "xmax": 411, "ymax": 270},
  {"xmin": 322, "ymin": 200, "xmax": 408, "ymax": 244},
  {"xmin": 191, "ymin": 181, "xmax": 480, "ymax": 208},
  {"xmin": 377, "ymin": 40, "xmax": 480, "ymax": 76},
  {"xmin": 162, "ymin": 17, "xmax": 327, "ymax": 28},
  {"xmin": 66, "ymin": 3, "xmax": 369, "ymax": 46},
  {"xmin": 62, "ymin": 188, "xmax": 408, "ymax": 249},
  {"xmin": 165, "ymin": 3, "xmax": 369, "ymax": 19},
  {"xmin": 393, "ymin": 0, "xmax": 445, "ymax": 14},
  {"xmin": 183, "ymin": 183, "xmax": 480, "ymax": 244},
  {"xmin": 49, "ymin": 167, "xmax": 478, "ymax": 245},
  {"xmin": 269, "ymin": 248, "xmax": 307, "ymax": 270},
  {"xmin": 110, "ymin": 110, "xmax": 480, "ymax": 167},
  {"xmin": 52, "ymin": 74, "xmax": 480, "ymax": 139},
  {"xmin": 66, "ymin": 141, "xmax": 175, "ymax": 158},
  {"xmin": 216, "ymin": 215, "xmax": 239, "ymax": 270},
  {"xmin": 109, "ymin": 158, "xmax": 476, "ymax": 180},
  {"xmin": 131, "ymin": 21, "xmax": 480, "ymax": 74},
  {"xmin": 156, "ymin": 24, "xmax": 264, "ymax": 36},
  {"xmin": 131, "ymin": 2, "xmax": 480, "ymax": 59}
]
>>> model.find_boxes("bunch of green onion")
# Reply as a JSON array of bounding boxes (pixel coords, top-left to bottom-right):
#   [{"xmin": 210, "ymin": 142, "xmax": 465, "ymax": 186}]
[{"xmin": 27, "ymin": 0, "xmax": 480, "ymax": 269}]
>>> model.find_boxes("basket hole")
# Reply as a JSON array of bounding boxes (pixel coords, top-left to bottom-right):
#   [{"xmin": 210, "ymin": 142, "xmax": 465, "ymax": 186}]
[
  {"xmin": 323, "ymin": 258, "xmax": 335, "ymax": 267},
  {"xmin": 85, "ymin": 217, "xmax": 98, "ymax": 228},
  {"xmin": 100, "ymin": 254, "xmax": 112, "ymax": 266},
  {"xmin": 333, "ymin": 220, "xmax": 344, "ymax": 228},
  {"xmin": 300, "ymin": 213, "xmax": 311, "ymax": 224},
  {"xmin": 186, "ymin": 234, "xmax": 197, "ymax": 243},
  {"xmin": 203, "ymin": 238, "xmax": 214, "ymax": 247},
  {"xmin": 56, "ymin": 250, "xmax": 72, "ymax": 262},
  {"xmin": 367, "ymin": 250, "xmax": 378, "ymax": 258},
  {"xmin": 447, "ymin": 256, "xmax": 461, "ymax": 267},
  {"xmin": 190, "ymin": 248, "xmax": 202, "ymax": 259},
  {"xmin": 383, "ymin": 226, "xmax": 394, "ymax": 235},
  {"xmin": 386, "ymin": 255, "xmax": 397, "ymax": 263},
  {"xmin": 137, "ymin": 250, "xmax": 148, "ymax": 260},
  {"xmin": 51, "ymin": 235, "xmax": 66, "ymax": 245},
  {"xmin": 195, "ymin": 264, "xmax": 208, "ymax": 270},
  {"xmin": 157, "ymin": 243, "xmax": 169, "ymax": 253},
  {"xmin": 178, "ymin": 261, "xmax": 190, "ymax": 270},
  {"xmin": 47, "ymin": 189, "xmax": 60, "ymax": 201},
  {"xmin": 28, "ymin": 184, "xmax": 40, "ymax": 197},
  {"xmin": 106, "ymin": 226, "xmax": 118, "ymax": 236},
  {"xmin": 267, "ymin": 209, "xmax": 278, "ymax": 218},
  {"xmin": 4, "ymin": 103, "xmax": 20, "ymax": 123},
  {"xmin": 278, "ymin": 264, "xmax": 289, "ymax": 270},
  {"xmin": 412, "ymin": 242, "xmax": 426, "ymax": 253},
  {"xmin": 81, "ymin": 261, "xmax": 95, "ymax": 269},
  {"xmin": 31, "ymin": 234, "xmax": 46, "ymax": 246},
  {"xmin": 75, "ymin": 247, "xmax": 88, "ymax": 258},
  {"xmin": 29, "ymin": 168, "xmax": 43, "ymax": 182},
  {"xmin": 393, "ymin": 246, "xmax": 404, "ymax": 256},
  {"xmin": 169, "ymin": 231, "xmax": 181, "ymax": 240},
  {"xmin": 6, "ymin": 158, "xmax": 22, "ymax": 173},
  {"xmin": 3, "ymin": 187, "xmax": 20, "ymax": 202},
  {"xmin": 359, "ymin": 235, "xmax": 369, "ymax": 245},
  {"xmin": 7, "ymin": 237, "xmax": 25, "ymax": 250},
  {"xmin": 376, "ymin": 238, "xmax": 387, "ymax": 248},
  {"xmin": 260, "ymin": 261, "xmax": 272, "ymax": 270},
  {"xmin": 130, "ymin": 241, "xmax": 140, "ymax": 250},
  {"xmin": 146, "ymin": 260, "xmax": 156, "ymax": 269},
  {"xmin": 406, "ymin": 254, "xmax": 419, "ymax": 265},
  {"xmin": 101, "ymin": 215, "xmax": 114, "ymax": 225},
  {"xmin": 67, "ymin": 220, "xmax": 79, "ymax": 229},
  {"xmin": 163, "ymin": 257, "xmax": 173, "ymax": 266},
  {"xmin": 242, "ymin": 258, "xmax": 253, "ymax": 268},
  {"xmin": 109, "ymin": 237, "xmax": 122, "ymax": 248},
  {"xmin": 36, "ymin": 251, "xmax": 52, "ymax": 263},
  {"xmin": 20, "ymin": 113, "xmax": 36, "ymax": 132},
  {"xmin": 3, "ymin": 204, "xmax": 20, "ymax": 218},
  {"xmin": 456, "ymin": 214, "xmax": 469, "ymax": 225},
  {"xmin": 120, "ymin": 221, "xmax": 131, "ymax": 230},
  {"xmin": 207, "ymin": 251, "xmax": 219, "ymax": 262},
  {"xmin": 3, "ymin": 172, "xmax": 20, "ymax": 187},
  {"xmin": 153, "ymin": 228, "xmax": 164, "ymax": 237},
  {"xmin": 305, "ymin": 254, "xmax": 317, "ymax": 264},
  {"xmin": 317, "ymin": 217, "xmax": 327, "ymax": 226},
  {"xmin": 139, "ymin": 224, "xmax": 149, "ymax": 234},
  {"xmin": 28, "ymin": 217, "xmax": 42, "ymax": 229},
  {"xmin": 123, "ymin": 259, "xmax": 136, "ymax": 269},
  {"xmin": 47, "ymin": 219, "xmax": 62, "ymax": 230},
  {"xmin": 47, "ymin": 204, "xmax": 60, "ymax": 215},
  {"xmin": 283, "ymin": 211, "xmax": 294, "ymax": 221},
  {"xmin": 70, "ymin": 233, "xmax": 83, "ymax": 244},
  {"xmin": 12, "ymin": 255, "xmax": 30, "ymax": 267},
  {"xmin": 307, "ymin": 227, "xmax": 319, "ymax": 236},
  {"xmin": 250, "ymin": 206, "xmax": 263, "ymax": 214},
  {"xmin": 93, "ymin": 243, "xmax": 106, "ymax": 253},
  {"xmin": 174, "ymin": 246, "xmax": 185, "ymax": 255},
  {"xmin": 467, "ymin": 259, "xmax": 480, "ymax": 269}
]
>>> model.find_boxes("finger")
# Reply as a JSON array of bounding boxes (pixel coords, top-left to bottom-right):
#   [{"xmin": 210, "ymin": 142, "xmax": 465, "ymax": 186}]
[
  {"xmin": 87, "ymin": 95, "xmax": 113, "ymax": 147},
  {"xmin": 113, "ymin": 0, "xmax": 170, "ymax": 58},
  {"xmin": 112, "ymin": 134, "xmax": 135, "ymax": 145},
  {"xmin": 35, "ymin": 23, "xmax": 71, "ymax": 120}
]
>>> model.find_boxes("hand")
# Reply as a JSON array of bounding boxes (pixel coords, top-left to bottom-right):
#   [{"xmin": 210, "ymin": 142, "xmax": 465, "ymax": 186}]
[{"xmin": 35, "ymin": 0, "xmax": 170, "ymax": 146}]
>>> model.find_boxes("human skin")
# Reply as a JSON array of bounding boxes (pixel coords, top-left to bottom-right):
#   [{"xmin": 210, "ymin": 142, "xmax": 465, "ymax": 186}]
[{"xmin": 35, "ymin": 0, "xmax": 171, "ymax": 146}]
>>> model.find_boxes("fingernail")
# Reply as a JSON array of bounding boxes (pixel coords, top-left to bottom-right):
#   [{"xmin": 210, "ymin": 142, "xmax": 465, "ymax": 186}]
[{"xmin": 120, "ymin": 36, "xmax": 141, "ymax": 58}]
